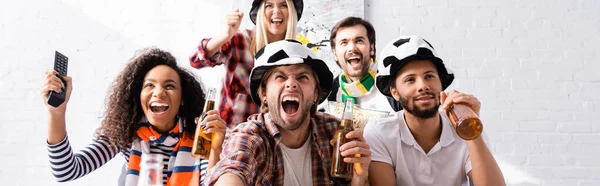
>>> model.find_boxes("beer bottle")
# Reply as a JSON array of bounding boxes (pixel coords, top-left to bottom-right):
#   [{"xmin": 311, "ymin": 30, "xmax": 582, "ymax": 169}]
[
  {"xmin": 192, "ymin": 88, "xmax": 216, "ymax": 158},
  {"xmin": 138, "ymin": 153, "xmax": 163, "ymax": 186},
  {"xmin": 446, "ymin": 103, "xmax": 483, "ymax": 140},
  {"xmin": 331, "ymin": 99, "xmax": 354, "ymax": 179}
]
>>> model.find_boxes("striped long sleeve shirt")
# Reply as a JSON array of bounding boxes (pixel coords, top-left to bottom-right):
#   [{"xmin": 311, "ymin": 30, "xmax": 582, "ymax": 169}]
[{"xmin": 47, "ymin": 135, "xmax": 209, "ymax": 185}]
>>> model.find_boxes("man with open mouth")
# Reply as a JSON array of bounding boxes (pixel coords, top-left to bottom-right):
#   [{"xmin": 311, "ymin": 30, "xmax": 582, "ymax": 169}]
[
  {"xmin": 325, "ymin": 16, "xmax": 399, "ymax": 113},
  {"xmin": 205, "ymin": 40, "xmax": 372, "ymax": 186}
]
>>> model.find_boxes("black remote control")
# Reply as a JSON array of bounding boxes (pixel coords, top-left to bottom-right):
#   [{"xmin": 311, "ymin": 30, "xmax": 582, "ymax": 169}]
[{"xmin": 47, "ymin": 51, "xmax": 69, "ymax": 107}]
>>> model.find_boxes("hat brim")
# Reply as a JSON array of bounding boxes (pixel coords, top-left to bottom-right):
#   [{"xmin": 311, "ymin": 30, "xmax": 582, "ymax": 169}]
[
  {"xmin": 250, "ymin": 58, "xmax": 332, "ymax": 106},
  {"xmin": 377, "ymin": 55, "xmax": 454, "ymax": 97},
  {"xmin": 249, "ymin": 0, "xmax": 304, "ymax": 25}
]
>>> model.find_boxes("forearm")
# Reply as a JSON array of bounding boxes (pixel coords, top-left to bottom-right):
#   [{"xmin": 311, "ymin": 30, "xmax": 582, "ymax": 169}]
[
  {"xmin": 204, "ymin": 34, "xmax": 231, "ymax": 58},
  {"xmin": 48, "ymin": 136, "xmax": 118, "ymax": 182},
  {"xmin": 47, "ymin": 112, "xmax": 67, "ymax": 145},
  {"xmin": 214, "ymin": 173, "xmax": 244, "ymax": 186},
  {"xmin": 351, "ymin": 174, "xmax": 369, "ymax": 186},
  {"xmin": 207, "ymin": 148, "xmax": 222, "ymax": 170},
  {"xmin": 466, "ymin": 137, "xmax": 506, "ymax": 186}
]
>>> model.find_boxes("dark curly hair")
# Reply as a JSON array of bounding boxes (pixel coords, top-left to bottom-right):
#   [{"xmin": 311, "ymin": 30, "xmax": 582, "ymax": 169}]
[{"xmin": 96, "ymin": 47, "xmax": 205, "ymax": 152}]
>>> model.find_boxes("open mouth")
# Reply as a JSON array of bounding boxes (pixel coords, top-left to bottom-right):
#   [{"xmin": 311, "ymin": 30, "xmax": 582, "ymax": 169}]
[
  {"xmin": 150, "ymin": 102, "xmax": 169, "ymax": 113},
  {"xmin": 281, "ymin": 96, "xmax": 300, "ymax": 114},
  {"xmin": 346, "ymin": 56, "xmax": 362, "ymax": 67},
  {"xmin": 271, "ymin": 18, "xmax": 283, "ymax": 25}
]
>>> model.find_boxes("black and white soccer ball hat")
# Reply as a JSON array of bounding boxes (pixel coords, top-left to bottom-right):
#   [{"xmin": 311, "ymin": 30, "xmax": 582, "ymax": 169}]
[
  {"xmin": 376, "ymin": 35, "xmax": 455, "ymax": 97},
  {"xmin": 249, "ymin": 39, "xmax": 333, "ymax": 105}
]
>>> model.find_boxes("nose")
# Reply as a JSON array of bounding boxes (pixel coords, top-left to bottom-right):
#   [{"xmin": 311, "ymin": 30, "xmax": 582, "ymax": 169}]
[
  {"xmin": 346, "ymin": 42, "xmax": 357, "ymax": 53},
  {"xmin": 285, "ymin": 78, "xmax": 298, "ymax": 90},
  {"xmin": 152, "ymin": 86, "xmax": 166, "ymax": 98},
  {"xmin": 273, "ymin": 5, "xmax": 282, "ymax": 14},
  {"xmin": 416, "ymin": 78, "xmax": 431, "ymax": 93}
]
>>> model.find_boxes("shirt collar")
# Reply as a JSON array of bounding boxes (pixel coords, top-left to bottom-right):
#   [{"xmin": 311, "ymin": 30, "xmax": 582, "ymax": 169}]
[
  {"xmin": 399, "ymin": 111, "xmax": 456, "ymax": 147},
  {"xmin": 439, "ymin": 113, "xmax": 455, "ymax": 147}
]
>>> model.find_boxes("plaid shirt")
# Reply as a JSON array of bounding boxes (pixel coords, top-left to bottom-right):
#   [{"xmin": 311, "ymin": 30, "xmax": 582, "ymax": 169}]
[
  {"xmin": 206, "ymin": 112, "xmax": 352, "ymax": 186},
  {"xmin": 190, "ymin": 29, "xmax": 260, "ymax": 128}
]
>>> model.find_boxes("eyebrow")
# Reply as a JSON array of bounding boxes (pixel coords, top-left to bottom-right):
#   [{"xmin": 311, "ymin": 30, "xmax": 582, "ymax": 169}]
[
  {"xmin": 273, "ymin": 69, "xmax": 312, "ymax": 77},
  {"xmin": 144, "ymin": 79, "xmax": 177, "ymax": 84},
  {"xmin": 401, "ymin": 70, "xmax": 437, "ymax": 78}
]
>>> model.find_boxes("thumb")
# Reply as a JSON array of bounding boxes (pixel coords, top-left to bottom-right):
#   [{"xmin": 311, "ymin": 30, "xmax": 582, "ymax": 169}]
[
  {"xmin": 239, "ymin": 11, "xmax": 244, "ymax": 18},
  {"xmin": 440, "ymin": 91, "xmax": 448, "ymax": 111},
  {"xmin": 440, "ymin": 91, "xmax": 447, "ymax": 103}
]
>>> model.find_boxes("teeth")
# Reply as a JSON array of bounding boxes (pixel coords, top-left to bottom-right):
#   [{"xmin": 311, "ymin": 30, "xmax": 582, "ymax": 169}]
[
  {"xmin": 151, "ymin": 102, "xmax": 169, "ymax": 107},
  {"xmin": 283, "ymin": 96, "xmax": 299, "ymax": 102},
  {"xmin": 348, "ymin": 57, "xmax": 360, "ymax": 60},
  {"xmin": 272, "ymin": 19, "xmax": 282, "ymax": 22}
]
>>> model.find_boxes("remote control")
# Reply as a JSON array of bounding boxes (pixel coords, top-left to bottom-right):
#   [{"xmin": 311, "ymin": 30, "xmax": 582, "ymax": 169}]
[{"xmin": 47, "ymin": 51, "xmax": 68, "ymax": 107}]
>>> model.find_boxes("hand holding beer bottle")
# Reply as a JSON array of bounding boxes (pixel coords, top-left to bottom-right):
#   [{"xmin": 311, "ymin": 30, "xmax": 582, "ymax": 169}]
[
  {"xmin": 331, "ymin": 99, "xmax": 355, "ymax": 179},
  {"xmin": 192, "ymin": 88, "xmax": 226, "ymax": 158},
  {"xmin": 441, "ymin": 90, "xmax": 483, "ymax": 140}
]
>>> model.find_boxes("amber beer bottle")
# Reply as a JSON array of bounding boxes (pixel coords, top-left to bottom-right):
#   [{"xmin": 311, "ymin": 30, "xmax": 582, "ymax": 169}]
[
  {"xmin": 192, "ymin": 88, "xmax": 216, "ymax": 158},
  {"xmin": 331, "ymin": 99, "xmax": 354, "ymax": 179},
  {"xmin": 446, "ymin": 103, "xmax": 483, "ymax": 140}
]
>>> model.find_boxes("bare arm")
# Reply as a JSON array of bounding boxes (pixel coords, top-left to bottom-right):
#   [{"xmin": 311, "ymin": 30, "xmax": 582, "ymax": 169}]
[
  {"xmin": 41, "ymin": 69, "xmax": 72, "ymax": 145},
  {"xmin": 466, "ymin": 137, "xmax": 506, "ymax": 186},
  {"xmin": 213, "ymin": 173, "xmax": 244, "ymax": 186},
  {"xmin": 440, "ymin": 90, "xmax": 505, "ymax": 185},
  {"xmin": 368, "ymin": 161, "xmax": 395, "ymax": 186},
  {"xmin": 199, "ymin": 110, "xmax": 226, "ymax": 169}
]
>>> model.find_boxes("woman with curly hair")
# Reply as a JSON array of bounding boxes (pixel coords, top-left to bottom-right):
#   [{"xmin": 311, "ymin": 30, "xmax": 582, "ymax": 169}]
[{"xmin": 41, "ymin": 48, "xmax": 226, "ymax": 185}]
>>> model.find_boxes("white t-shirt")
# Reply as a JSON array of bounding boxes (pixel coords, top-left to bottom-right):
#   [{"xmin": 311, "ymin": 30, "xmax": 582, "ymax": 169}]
[
  {"xmin": 279, "ymin": 137, "xmax": 313, "ymax": 186},
  {"xmin": 364, "ymin": 110, "xmax": 479, "ymax": 186}
]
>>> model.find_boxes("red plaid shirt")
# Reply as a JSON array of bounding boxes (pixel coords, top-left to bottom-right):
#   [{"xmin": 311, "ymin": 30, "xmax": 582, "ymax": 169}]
[
  {"xmin": 206, "ymin": 112, "xmax": 351, "ymax": 186},
  {"xmin": 190, "ymin": 29, "xmax": 260, "ymax": 128}
]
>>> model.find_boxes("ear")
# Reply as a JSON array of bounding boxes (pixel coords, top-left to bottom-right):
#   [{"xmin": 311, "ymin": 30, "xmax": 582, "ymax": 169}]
[
  {"xmin": 370, "ymin": 44, "xmax": 375, "ymax": 57},
  {"xmin": 332, "ymin": 48, "xmax": 338, "ymax": 61},
  {"xmin": 260, "ymin": 90, "xmax": 267, "ymax": 103},
  {"xmin": 390, "ymin": 87, "xmax": 401, "ymax": 101}
]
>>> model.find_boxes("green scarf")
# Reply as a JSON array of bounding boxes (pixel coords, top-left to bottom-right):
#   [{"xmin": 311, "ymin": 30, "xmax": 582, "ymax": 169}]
[{"xmin": 339, "ymin": 58, "xmax": 378, "ymax": 104}]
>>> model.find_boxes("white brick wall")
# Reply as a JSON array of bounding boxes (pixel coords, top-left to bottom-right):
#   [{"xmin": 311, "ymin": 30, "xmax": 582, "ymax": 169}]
[{"xmin": 0, "ymin": 0, "xmax": 598, "ymax": 185}]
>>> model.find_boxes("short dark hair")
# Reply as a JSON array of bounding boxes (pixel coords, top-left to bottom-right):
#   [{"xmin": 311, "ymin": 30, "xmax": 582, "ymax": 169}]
[
  {"xmin": 258, "ymin": 65, "xmax": 321, "ymax": 115},
  {"xmin": 330, "ymin": 16, "xmax": 377, "ymax": 61}
]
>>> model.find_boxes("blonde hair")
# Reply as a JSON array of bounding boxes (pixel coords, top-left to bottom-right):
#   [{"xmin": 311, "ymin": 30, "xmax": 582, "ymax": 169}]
[{"xmin": 250, "ymin": 0, "xmax": 298, "ymax": 56}]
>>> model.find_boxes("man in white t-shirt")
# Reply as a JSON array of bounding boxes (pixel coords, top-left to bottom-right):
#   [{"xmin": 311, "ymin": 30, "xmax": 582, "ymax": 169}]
[{"xmin": 364, "ymin": 35, "xmax": 506, "ymax": 186}]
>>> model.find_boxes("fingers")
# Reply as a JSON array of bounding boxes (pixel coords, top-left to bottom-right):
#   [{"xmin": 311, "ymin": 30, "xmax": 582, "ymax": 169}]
[
  {"xmin": 440, "ymin": 91, "xmax": 447, "ymax": 105},
  {"xmin": 201, "ymin": 111, "xmax": 226, "ymax": 127},
  {"xmin": 41, "ymin": 69, "xmax": 64, "ymax": 97},
  {"xmin": 441, "ymin": 90, "xmax": 481, "ymax": 115},
  {"xmin": 226, "ymin": 9, "xmax": 243, "ymax": 26},
  {"xmin": 345, "ymin": 130, "xmax": 365, "ymax": 142},
  {"xmin": 203, "ymin": 126, "xmax": 226, "ymax": 134},
  {"xmin": 198, "ymin": 110, "xmax": 226, "ymax": 135},
  {"xmin": 340, "ymin": 140, "xmax": 371, "ymax": 157}
]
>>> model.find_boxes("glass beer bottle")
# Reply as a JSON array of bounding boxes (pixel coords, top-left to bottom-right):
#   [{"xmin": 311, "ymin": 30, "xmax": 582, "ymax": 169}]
[
  {"xmin": 331, "ymin": 99, "xmax": 354, "ymax": 179},
  {"xmin": 138, "ymin": 153, "xmax": 163, "ymax": 186},
  {"xmin": 446, "ymin": 103, "xmax": 483, "ymax": 140},
  {"xmin": 192, "ymin": 88, "xmax": 216, "ymax": 158}
]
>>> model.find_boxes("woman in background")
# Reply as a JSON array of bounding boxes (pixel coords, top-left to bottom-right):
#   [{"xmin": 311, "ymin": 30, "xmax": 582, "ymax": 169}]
[{"xmin": 189, "ymin": 0, "xmax": 303, "ymax": 128}]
